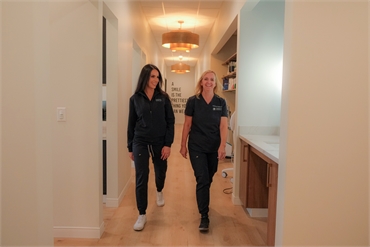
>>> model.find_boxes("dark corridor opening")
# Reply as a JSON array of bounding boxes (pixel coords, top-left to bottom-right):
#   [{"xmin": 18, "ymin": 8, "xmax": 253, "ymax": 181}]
[{"xmin": 102, "ymin": 16, "xmax": 107, "ymax": 196}]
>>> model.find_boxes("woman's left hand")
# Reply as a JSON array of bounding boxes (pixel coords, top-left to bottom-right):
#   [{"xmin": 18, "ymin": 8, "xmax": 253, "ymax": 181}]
[{"xmin": 161, "ymin": 146, "xmax": 171, "ymax": 160}]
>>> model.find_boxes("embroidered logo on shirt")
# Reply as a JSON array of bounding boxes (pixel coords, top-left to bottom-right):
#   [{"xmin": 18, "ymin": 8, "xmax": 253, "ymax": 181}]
[
  {"xmin": 213, "ymin": 105, "xmax": 222, "ymax": 111},
  {"xmin": 156, "ymin": 99, "xmax": 163, "ymax": 102}
]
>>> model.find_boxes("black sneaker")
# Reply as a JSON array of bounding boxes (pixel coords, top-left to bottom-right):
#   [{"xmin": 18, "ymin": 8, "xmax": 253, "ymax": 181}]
[{"xmin": 199, "ymin": 216, "xmax": 209, "ymax": 232}]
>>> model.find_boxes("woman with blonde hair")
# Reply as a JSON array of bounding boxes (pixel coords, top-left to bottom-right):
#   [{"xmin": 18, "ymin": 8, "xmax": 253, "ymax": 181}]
[{"xmin": 180, "ymin": 70, "xmax": 228, "ymax": 232}]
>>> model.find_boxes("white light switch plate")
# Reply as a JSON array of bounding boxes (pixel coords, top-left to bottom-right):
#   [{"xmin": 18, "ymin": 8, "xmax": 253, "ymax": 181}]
[{"xmin": 57, "ymin": 107, "xmax": 66, "ymax": 122}]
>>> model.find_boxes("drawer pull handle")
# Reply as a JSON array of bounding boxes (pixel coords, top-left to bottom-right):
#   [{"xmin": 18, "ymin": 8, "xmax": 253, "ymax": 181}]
[{"xmin": 266, "ymin": 163, "xmax": 272, "ymax": 187}]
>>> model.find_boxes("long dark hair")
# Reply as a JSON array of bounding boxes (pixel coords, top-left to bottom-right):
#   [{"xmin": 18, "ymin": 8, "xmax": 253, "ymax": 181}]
[{"xmin": 135, "ymin": 64, "xmax": 168, "ymax": 97}]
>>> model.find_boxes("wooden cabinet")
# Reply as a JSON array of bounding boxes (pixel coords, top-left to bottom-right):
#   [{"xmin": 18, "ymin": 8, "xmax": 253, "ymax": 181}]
[
  {"xmin": 240, "ymin": 140, "xmax": 278, "ymax": 246},
  {"xmin": 239, "ymin": 141, "xmax": 248, "ymax": 207},
  {"xmin": 222, "ymin": 53, "xmax": 237, "ymax": 92}
]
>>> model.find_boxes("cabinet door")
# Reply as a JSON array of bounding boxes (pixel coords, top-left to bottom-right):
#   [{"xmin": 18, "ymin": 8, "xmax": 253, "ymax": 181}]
[
  {"xmin": 267, "ymin": 162, "xmax": 278, "ymax": 246},
  {"xmin": 239, "ymin": 141, "xmax": 248, "ymax": 207},
  {"xmin": 246, "ymin": 149, "xmax": 269, "ymax": 208}
]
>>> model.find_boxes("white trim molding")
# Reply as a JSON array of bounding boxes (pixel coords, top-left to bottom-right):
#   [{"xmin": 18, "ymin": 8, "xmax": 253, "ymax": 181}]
[
  {"xmin": 54, "ymin": 221, "xmax": 105, "ymax": 239},
  {"xmin": 105, "ymin": 176, "xmax": 132, "ymax": 208}
]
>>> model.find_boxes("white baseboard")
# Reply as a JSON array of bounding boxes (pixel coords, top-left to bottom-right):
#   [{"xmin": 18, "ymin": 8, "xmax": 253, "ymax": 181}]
[
  {"xmin": 54, "ymin": 174, "xmax": 132, "ymax": 238},
  {"xmin": 105, "ymin": 197, "xmax": 120, "ymax": 208},
  {"xmin": 54, "ymin": 221, "xmax": 105, "ymax": 238},
  {"xmin": 246, "ymin": 208, "xmax": 268, "ymax": 217},
  {"xmin": 105, "ymin": 175, "xmax": 132, "ymax": 208}
]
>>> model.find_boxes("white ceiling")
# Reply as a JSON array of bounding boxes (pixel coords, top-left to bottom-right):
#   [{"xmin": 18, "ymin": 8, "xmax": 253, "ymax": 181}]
[{"xmin": 139, "ymin": 1, "xmax": 224, "ymax": 67}]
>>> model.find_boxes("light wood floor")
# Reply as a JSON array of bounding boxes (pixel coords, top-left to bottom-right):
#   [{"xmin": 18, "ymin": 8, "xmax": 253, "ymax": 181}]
[{"xmin": 54, "ymin": 124, "xmax": 267, "ymax": 246}]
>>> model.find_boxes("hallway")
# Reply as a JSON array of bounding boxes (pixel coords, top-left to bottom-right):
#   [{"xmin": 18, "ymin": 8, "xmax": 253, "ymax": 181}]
[{"xmin": 55, "ymin": 124, "xmax": 267, "ymax": 246}]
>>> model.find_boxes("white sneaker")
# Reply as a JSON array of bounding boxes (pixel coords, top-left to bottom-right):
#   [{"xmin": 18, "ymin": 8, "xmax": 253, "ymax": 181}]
[
  {"xmin": 133, "ymin": 215, "xmax": 146, "ymax": 231},
  {"xmin": 156, "ymin": 191, "xmax": 165, "ymax": 207}
]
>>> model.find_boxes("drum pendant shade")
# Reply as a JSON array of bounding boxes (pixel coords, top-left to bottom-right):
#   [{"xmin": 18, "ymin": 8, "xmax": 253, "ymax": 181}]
[
  {"xmin": 162, "ymin": 21, "xmax": 199, "ymax": 52},
  {"xmin": 171, "ymin": 63, "xmax": 190, "ymax": 74}
]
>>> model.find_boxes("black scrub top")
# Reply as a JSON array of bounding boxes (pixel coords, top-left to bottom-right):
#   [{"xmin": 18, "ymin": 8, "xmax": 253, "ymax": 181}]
[{"xmin": 185, "ymin": 94, "xmax": 228, "ymax": 153}]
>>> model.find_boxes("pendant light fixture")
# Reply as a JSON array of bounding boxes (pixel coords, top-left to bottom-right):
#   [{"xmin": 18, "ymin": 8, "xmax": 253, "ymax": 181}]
[
  {"xmin": 171, "ymin": 62, "xmax": 190, "ymax": 74},
  {"xmin": 171, "ymin": 55, "xmax": 190, "ymax": 74},
  {"xmin": 162, "ymin": 21, "xmax": 199, "ymax": 53}
]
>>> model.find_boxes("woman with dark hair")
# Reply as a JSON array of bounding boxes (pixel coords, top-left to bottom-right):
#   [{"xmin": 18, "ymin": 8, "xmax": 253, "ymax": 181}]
[
  {"xmin": 127, "ymin": 64, "xmax": 175, "ymax": 231},
  {"xmin": 180, "ymin": 70, "xmax": 228, "ymax": 232}
]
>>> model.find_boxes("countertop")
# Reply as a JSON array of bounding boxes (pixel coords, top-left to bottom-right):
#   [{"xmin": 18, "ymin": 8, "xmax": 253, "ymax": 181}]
[{"xmin": 239, "ymin": 134, "xmax": 279, "ymax": 163}]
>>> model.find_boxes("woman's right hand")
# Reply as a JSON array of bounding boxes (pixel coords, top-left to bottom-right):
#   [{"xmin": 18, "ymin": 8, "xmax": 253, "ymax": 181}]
[
  {"xmin": 129, "ymin": 152, "xmax": 134, "ymax": 161},
  {"xmin": 180, "ymin": 146, "xmax": 188, "ymax": 159}
]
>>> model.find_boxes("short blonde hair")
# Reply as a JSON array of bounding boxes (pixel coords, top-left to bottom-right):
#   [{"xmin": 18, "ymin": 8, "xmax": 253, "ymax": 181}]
[{"xmin": 194, "ymin": 70, "xmax": 221, "ymax": 97}]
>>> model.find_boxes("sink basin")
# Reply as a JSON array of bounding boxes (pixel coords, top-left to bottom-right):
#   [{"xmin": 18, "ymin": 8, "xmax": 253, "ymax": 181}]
[
  {"xmin": 264, "ymin": 141, "xmax": 279, "ymax": 149},
  {"xmin": 265, "ymin": 141, "xmax": 279, "ymax": 144}
]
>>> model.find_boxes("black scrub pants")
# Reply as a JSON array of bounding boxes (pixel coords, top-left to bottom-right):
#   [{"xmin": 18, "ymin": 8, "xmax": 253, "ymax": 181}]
[
  {"xmin": 133, "ymin": 142, "xmax": 168, "ymax": 215},
  {"xmin": 189, "ymin": 149, "xmax": 218, "ymax": 217}
]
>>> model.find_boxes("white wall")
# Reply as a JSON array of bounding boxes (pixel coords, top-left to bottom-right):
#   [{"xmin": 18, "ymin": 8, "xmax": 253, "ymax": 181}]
[
  {"xmin": 369, "ymin": 4, "xmax": 370, "ymax": 245},
  {"xmin": 166, "ymin": 67, "xmax": 196, "ymax": 124},
  {"xmin": 237, "ymin": 0, "xmax": 283, "ymax": 128},
  {"xmin": 103, "ymin": 4, "xmax": 122, "ymax": 207},
  {"xmin": 113, "ymin": 0, "xmax": 142, "ymax": 194},
  {"xmin": 50, "ymin": 1, "xmax": 103, "ymax": 237},
  {"xmin": 198, "ymin": 0, "xmax": 246, "ymax": 77},
  {"xmin": 277, "ymin": 1, "xmax": 369, "ymax": 245},
  {"xmin": 1, "ymin": 2, "xmax": 54, "ymax": 245},
  {"xmin": 0, "ymin": 1, "xmax": 2, "ymax": 243},
  {"xmin": 104, "ymin": 0, "xmax": 165, "ymax": 208}
]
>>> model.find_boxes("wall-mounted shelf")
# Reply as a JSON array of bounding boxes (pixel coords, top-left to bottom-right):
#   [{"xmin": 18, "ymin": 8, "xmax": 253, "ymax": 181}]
[
  {"xmin": 222, "ymin": 71, "xmax": 236, "ymax": 79},
  {"xmin": 222, "ymin": 53, "xmax": 237, "ymax": 66},
  {"xmin": 222, "ymin": 53, "xmax": 237, "ymax": 91},
  {"xmin": 223, "ymin": 89, "xmax": 236, "ymax": 92}
]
